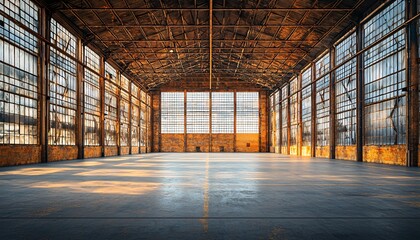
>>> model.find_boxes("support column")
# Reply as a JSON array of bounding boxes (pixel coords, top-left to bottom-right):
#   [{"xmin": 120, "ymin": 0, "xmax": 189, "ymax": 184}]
[
  {"xmin": 39, "ymin": 8, "xmax": 50, "ymax": 163},
  {"xmin": 184, "ymin": 90, "xmax": 187, "ymax": 152},
  {"xmin": 209, "ymin": 90, "xmax": 212, "ymax": 152},
  {"xmin": 128, "ymin": 82, "xmax": 132, "ymax": 154},
  {"xmin": 287, "ymin": 84, "xmax": 291, "ymax": 155},
  {"xmin": 157, "ymin": 91, "xmax": 162, "ymax": 152},
  {"xmin": 233, "ymin": 90, "xmax": 237, "ymax": 152},
  {"xmin": 298, "ymin": 73, "xmax": 303, "ymax": 156},
  {"xmin": 311, "ymin": 63, "xmax": 317, "ymax": 157},
  {"xmin": 99, "ymin": 58, "xmax": 105, "ymax": 157},
  {"xmin": 116, "ymin": 73, "xmax": 121, "ymax": 156},
  {"xmin": 278, "ymin": 90, "xmax": 282, "ymax": 154},
  {"xmin": 329, "ymin": 48, "xmax": 336, "ymax": 159},
  {"xmin": 406, "ymin": 0, "xmax": 419, "ymax": 167},
  {"xmin": 76, "ymin": 39, "xmax": 84, "ymax": 159},
  {"xmin": 145, "ymin": 90, "xmax": 148, "ymax": 154},
  {"xmin": 258, "ymin": 91, "xmax": 262, "ymax": 152},
  {"xmin": 356, "ymin": 24, "xmax": 364, "ymax": 162}
]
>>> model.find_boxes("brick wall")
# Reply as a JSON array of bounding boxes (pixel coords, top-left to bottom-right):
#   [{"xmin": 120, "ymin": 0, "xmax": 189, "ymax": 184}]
[{"xmin": 0, "ymin": 145, "xmax": 41, "ymax": 166}]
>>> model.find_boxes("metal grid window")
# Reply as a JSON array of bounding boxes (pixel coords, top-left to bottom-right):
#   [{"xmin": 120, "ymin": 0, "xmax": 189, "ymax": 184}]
[
  {"xmin": 212, "ymin": 92, "xmax": 234, "ymax": 133},
  {"xmin": 335, "ymin": 32, "xmax": 356, "ymax": 146},
  {"xmin": 187, "ymin": 92, "xmax": 209, "ymax": 134},
  {"xmin": 236, "ymin": 92, "xmax": 259, "ymax": 134},
  {"xmin": 0, "ymin": 0, "xmax": 38, "ymax": 32},
  {"xmin": 147, "ymin": 105, "xmax": 152, "ymax": 149},
  {"xmin": 141, "ymin": 90, "xmax": 147, "ymax": 104},
  {"xmin": 48, "ymin": 19, "xmax": 77, "ymax": 145},
  {"xmin": 104, "ymin": 64, "xmax": 118, "ymax": 146},
  {"xmin": 290, "ymin": 78, "xmax": 299, "ymax": 146},
  {"xmin": 301, "ymin": 67, "xmax": 312, "ymax": 147},
  {"xmin": 120, "ymin": 89, "xmax": 130, "ymax": 147},
  {"xmin": 274, "ymin": 91, "xmax": 280, "ymax": 147},
  {"xmin": 105, "ymin": 62, "xmax": 118, "ymax": 85},
  {"xmin": 120, "ymin": 74, "xmax": 130, "ymax": 92},
  {"xmin": 84, "ymin": 47, "xmax": 100, "ymax": 72},
  {"xmin": 83, "ymin": 47, "xmax": 100, "ymax": 146},
  {"xmin": 269, "ymin": 94, "xmax": 275, "ymax": 147},
  {"xmin": 131, "ymin": 84, "xmax": 140, "ymax": 147},
  {"xmin": 364, "ymin": 0, "xmax": 405, "ymax": 47},
  {"xmin": 315, "ymin": 53, "xmax": 330, "ymax": 147},
  {"xmin": 363, "ymin": 0, "xmax": 406, "ymax": 145},
  {"xmin": 0, "ymin": 0, "xmax": 38, "ymax": 144},
  {"xmin": 161, "ymin": 92, "xmax": 184, "ymax": 134},
  {"xmin": 140, "ymin": 102, "xmax": 147, "ymax": 146},
  {"xmin": 281, "ymin": 86, "xmax": 288, "ymax": 147}
]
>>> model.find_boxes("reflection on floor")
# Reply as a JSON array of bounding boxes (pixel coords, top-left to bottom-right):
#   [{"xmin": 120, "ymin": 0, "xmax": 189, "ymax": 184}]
[{"xmin": 0, "ymin": 153, "xmax": 420, "ymax": 239}]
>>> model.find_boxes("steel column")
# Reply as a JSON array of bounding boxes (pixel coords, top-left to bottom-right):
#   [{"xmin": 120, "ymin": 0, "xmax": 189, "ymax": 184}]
[
  {"xmin": 329, "ymin": 48, "xmax": 336, "ymax": 159},
  {"xmin": 356, "ymin": 24, "xmax": 364, "ymax": 162},
  {"xmin": 406, "ymin": 0, "xmax": 419, "ymax": 167},
  {"xmin": 76, "ymin": 39, "xmax": 84, "ymax": 159},
  {"xmin": 311, "ymin": 63, "xmax": 317, "ymax": 157},
  {"xmin": 39, "ymin": 8, "xmax": 49, "ymax": 163}
]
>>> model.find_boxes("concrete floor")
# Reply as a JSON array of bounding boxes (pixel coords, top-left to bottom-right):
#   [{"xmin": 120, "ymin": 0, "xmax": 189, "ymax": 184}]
[{"xmin": 0, "ymin": 153, "xmax": 420, "ymax": 240}]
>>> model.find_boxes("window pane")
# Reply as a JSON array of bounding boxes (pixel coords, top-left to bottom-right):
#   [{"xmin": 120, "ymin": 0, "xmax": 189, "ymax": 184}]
[
  {"xmin": 335, "ymin": 32, "xmax": 356, "ymax": 146},
  {"xmin": 104, "ymin": 63, "xmax": 118, "ymax": 146},
  {"xmin": 161, "ymin": 92, "xmax": 184, "ymax": 134},
  {"xmin": 363, "ymin": 0, "xmax": 406, "ymax": 145},
  {"xmin": 236, "ymin": 92, "xmax": 259, "ymax": 134},
  {"xmin": 83, "ymin": 47, "xmax": 100, "ymax": 146},
  {"xmin": 48, "ymin": 19, "xmax": 77, "ymax": 145},
  {"xmin": 315, "ymin": 53, "xmax": 330, "ymax": 147},
  {"xmin": 212, "ymin": 92, "xmax": 234, "ymax": 133},
  {"xmin": 0, "ymin": 0, "xmax": 39, "ymax": 144},
  {"xmin": 187, "ymin": 92, "xmax": 209, "ymax": 134}
]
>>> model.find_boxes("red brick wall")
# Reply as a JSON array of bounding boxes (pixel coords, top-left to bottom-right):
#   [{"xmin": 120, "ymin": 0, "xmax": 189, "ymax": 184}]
[
  {"xmin": 48, "ymin": 145, "xmax": 78, "ymax": 162},
  {"xmin": 84, "ymin": 146, "xmax": 102, "ymax": 159},
  {"xmin": 0, "ymin": 145, "xmax": 41, "ymax": 166}
]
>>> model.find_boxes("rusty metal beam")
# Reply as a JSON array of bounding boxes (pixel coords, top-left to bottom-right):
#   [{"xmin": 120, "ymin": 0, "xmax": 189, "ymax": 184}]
[
  {"xmin": 329, "ymin": 48, "xmax": 336, "ymax": 160},
  {"xmin": 98, "ymin": 39, "xmax": 320, "ymax": 43},
  {"xmin": 355, "ymin": 24, "xmax": 363, "ymax": 163},
  {"xmin": 60, "ymin": 7, "xmax": 355, "ymax": 12},
  {"xmin": 406, "ymin": 0, "xmax": 419, "ymax": 167},
  {"xmin": 86, "ymin": 24, "xmax": 336, "ymax": 28},
  {"xmin": 39, "ymin": 8, "xmax": 49, "ymax": 163},
  {"xmin": 57, "ymin": 6, "xmax": 354, "ymax": 12},
  {"xmin": 209, "ymin": 0, "xmax": 213, "ymax": 90}
]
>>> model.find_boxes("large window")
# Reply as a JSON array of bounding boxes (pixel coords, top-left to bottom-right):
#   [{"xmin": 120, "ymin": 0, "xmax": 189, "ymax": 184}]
[
  {"xmin": 147, "ymin": 97, "xmax": 152, "ymax": 149},
  {"xmin": 83, "ymin": 47, "xmax": 100, "ymax": 146},
  {"xmin": 281, "ymin": 86, "xmax": 288, "ymax": 148},
  {"xmin": 161, "ymin": 91, "xmax": 258, "ymax": 134},
  {"xmin": 120, "ymin": 75, "xmax": 130, "ymax": 146},
  {"xmin": 161, "ymin": 92, "xmax": 184, "ymax": 134},
  {"xmin": 49, "ymin": 19, "xmax": 77, "ymax": 145},
  {"xmin": 274, "ymin": 91, "xmax": 280, "ymax": 147},
  {"xmin": 364, "ymin": 0, "xmax": 406, "ymax": 145},
  {"xmin": 301, "ymin": 67, "xmax": 312, "ymax": 148},
  {"xmin": 131, "ymin": 84, "xmax": 140, "ymax": 147},
  {"xmin": 315, "ymin": 53, "xmax": 330, "ymax": 147},
  {"xmin": 104, "ymin": 63, "xmax": 118, "ymax": 146},
  {"xmin": 269, "ymin": 91, "xmax": 279, "ymax": 148},
  {"xmin": 187, "ymin": 92, "xmax": 209, "ymax": 134},
  {"xmin": 140, "ymin": 100, "xmax": 147, "ymax": 146},
  {"xmin": 335, "ymin": 32, "xmax": 356, "ymax": 146},
  {"xmin": 289, "ymin": 78, "xmax": 299, "ymax": 148},
  {"xmin": 237, "ymin": 92, "xmax": 259, "ymax": 134},
  {"xmin": 212, "ymin": 92, "xmax": 234, "ymax": 133},
  {"xmin": 0, "ymin": 0, "xmax": 39, "ymax": 144}
]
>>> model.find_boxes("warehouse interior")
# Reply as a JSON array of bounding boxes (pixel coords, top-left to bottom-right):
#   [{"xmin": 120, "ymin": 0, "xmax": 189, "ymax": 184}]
[{"xmin": 1, "ymin": 0, "xmax": 420, "ymax": 239}]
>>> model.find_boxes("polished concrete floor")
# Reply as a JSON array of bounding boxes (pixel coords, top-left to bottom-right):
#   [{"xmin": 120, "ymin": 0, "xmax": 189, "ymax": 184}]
[{"xmin": 0, "ymin": 153, "xmax": 420, "ymax": 239}]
